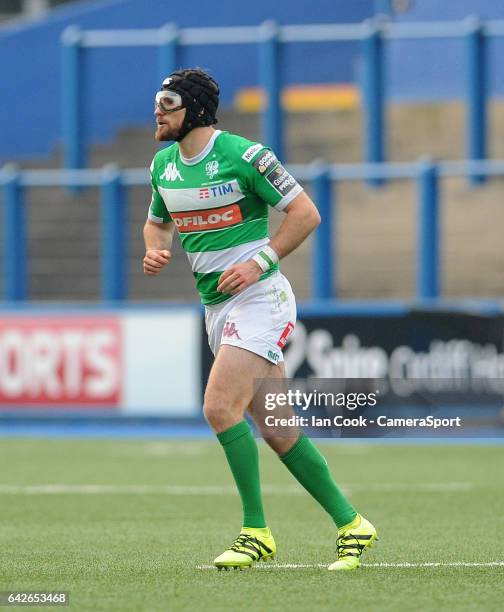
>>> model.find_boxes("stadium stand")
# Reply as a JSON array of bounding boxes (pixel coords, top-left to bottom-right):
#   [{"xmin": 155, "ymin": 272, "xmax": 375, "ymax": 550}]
[{"xmin": 3, "ymin": 101, "xmax": 503, "ymax": 301}]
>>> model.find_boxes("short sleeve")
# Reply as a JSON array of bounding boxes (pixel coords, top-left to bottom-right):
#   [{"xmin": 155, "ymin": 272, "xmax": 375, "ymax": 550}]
[
  {"xmin": 148, "ymin": 157, "xmax": 172, "ymax": 223},
  {"xmin": 241, "ymin": 145, "xmax": 303, "ymax": 212}
]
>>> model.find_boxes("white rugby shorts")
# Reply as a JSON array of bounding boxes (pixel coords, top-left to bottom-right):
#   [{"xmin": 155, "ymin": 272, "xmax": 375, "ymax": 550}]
[{"xmin": 204, "ymin": 271, "xmax": 297, "ymax": 364}]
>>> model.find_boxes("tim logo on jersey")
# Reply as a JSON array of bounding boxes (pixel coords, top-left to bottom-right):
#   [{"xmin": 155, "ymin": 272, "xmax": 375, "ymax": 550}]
[{"xmin": 199, "ymin": 183, "xmax": 234, "ymax": 199}]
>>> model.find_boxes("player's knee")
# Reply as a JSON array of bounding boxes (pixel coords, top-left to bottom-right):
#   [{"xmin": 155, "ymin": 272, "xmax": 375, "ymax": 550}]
[
  {"xmin": 203, "ymin": 386, "xmax": 247, "ymax": 431},
  {"xmin": 203, "ymin": 399, "xmax": 218, "ymax": 427},
  {"xmin": 203, "ymin": 389, "xmax": 227, "ymax": 429}
]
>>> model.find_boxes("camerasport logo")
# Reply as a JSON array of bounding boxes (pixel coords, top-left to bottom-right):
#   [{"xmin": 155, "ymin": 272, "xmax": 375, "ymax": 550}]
[
  {"xmin": 171, "ymin": 204, "xmax": 243, "ymax": 232},
  {"xmin": 0, "ymin": 317, "xmax": 122, "ymax": 406}
]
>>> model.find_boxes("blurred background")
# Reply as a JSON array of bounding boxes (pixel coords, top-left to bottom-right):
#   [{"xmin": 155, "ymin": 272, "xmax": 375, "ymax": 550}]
[{"xmin": 1, "ymin": 0, "xmax": 504, "ymax": 434}]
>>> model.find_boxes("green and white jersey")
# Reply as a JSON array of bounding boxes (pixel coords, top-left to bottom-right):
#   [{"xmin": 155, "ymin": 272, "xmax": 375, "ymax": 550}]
[{"xmin": 148, "ymin": 130, "xmax": 303, "ymax": 305}]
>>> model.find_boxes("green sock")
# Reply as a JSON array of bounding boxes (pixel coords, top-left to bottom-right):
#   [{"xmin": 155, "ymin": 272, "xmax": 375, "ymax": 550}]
[
  {"xmin": 280, "ymin": 434, "xmax": 357, "ymax": 528},
  {"xmin": 217, "ymin": 420, "xmax": 266, "ymax": 528}
]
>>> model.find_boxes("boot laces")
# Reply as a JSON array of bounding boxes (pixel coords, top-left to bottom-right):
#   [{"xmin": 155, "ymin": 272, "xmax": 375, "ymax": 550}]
[
  {"xmin": 230, "ymin": 533, "xmax": 262, "ymax": 556},
  {"xmin": 337, "ymin": 532, "xmax": 364, "ymax": 559}
]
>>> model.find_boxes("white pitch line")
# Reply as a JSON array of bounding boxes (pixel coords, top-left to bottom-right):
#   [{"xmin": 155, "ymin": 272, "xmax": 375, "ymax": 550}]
[
  {"xmin": 197, "ymin": 561, "xmax": 504, "ymax": 570},
  {"xmin": 0, "ymin": 482, "xmax": 473, "ymax": 495},
  {"xmin": 0, "ymin": 484, "xmax": 301, "ymax": 495},
  {"xmin": 362, "ymin": 482, "xmax": 473, "ymax": 492},
  {"xmin": 366, "ymin": 562, "xmax": 504, "ymax": 568}
]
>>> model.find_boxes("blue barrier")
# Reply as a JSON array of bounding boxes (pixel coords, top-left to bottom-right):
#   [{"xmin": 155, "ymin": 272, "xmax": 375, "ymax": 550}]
[
  {"xmin": 466, "ymin": 18, "xmax": 487, "ymax": 184},
  {"xmin": 2, "ymin": 168, "xmax": 27, "ymax": 301},
  {"xmin": 158, "ymin": 23, "xmax": 179, "ymax": 84},
  {"xmin": 362, "ymin": 21, "xmax": 385, "ymax": 181},
  {"xmin": 60, "ymin": 18, "xmax": 504, "ymax": 179},
  {"xmin": 62, "ymin": 26, "xmax": 85, "ymax": 173},
  {"xmin": 259, "ymin": 21, "xmax": 283, "ymax": 161},
  {"xmin": 311, "ymin": 164, "xmax": 334, "ymax": 298},
  {"xmin": 101, "ymin": 166, "xmax": 128, "ymax": 302},
  {"xmin": 417, "ymin": 160, "xmax": 439, "ymax": 299},
  {"xmin": 3, "ymin": 158, "xmax": 504, "ymax": 304}
]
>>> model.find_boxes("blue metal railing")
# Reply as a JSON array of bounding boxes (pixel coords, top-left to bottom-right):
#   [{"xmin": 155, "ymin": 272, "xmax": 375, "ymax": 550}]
[
  {"xmin": 61, "ymin": 18, "xmax": 504, "ymax": 182},
  {"xmin": 3, "ymin": 158, "xmax": 504, "ymax": 304}
]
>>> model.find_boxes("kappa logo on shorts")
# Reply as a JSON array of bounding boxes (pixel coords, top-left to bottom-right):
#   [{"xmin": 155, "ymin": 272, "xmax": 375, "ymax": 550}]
[{"xmin": 223, "ymin": 322, "xmax": 241, "ymax": 340}]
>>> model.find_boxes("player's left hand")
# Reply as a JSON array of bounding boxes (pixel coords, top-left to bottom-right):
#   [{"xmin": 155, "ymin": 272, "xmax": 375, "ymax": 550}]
[{"xmin": 217, "ymin": 261, "xmax": 262, "ymax": 295}]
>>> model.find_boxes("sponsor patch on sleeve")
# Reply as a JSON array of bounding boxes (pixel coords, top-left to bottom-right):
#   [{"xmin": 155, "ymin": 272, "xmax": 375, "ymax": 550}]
[
  {"xmin": 266, "ymin": 165, "xmax": 299, "ymax": 197},
  {"xmin": 241, "ymin": 143, "xmax": 264, "ymax": 162},
  {"xmin": 252, "ymin": 150, "xmax": 279, "ymax": 176}
]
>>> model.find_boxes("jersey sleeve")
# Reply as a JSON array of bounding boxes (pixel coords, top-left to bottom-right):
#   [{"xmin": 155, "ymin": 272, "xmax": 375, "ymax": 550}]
[
  {"xmin": 240, "ymin": 144, "xmax": 303, "ymax": 211},
  {"xmin": 148, "ymin": 157, "xmax": 172, "ymax": 223}
]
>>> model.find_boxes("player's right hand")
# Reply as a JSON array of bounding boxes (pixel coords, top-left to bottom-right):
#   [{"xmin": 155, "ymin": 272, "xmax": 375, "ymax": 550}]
[{"xmin": 143, "ymin": 249, "xmax": 172, "ymax": 275}]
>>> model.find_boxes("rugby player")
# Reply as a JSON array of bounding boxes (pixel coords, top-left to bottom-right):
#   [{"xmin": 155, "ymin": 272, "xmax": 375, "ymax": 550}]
[{"xmin": 143, "ymin": 68, "xmax": 378, "ymax": 571}]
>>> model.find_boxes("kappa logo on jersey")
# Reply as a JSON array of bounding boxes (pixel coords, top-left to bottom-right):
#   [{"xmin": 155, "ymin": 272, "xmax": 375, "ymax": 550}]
[
  {"xmin": 266, "ymin": 165, "xmax": 298, "ymax": 196},
  {"xmin": 223, "ymin": 321, "xmax": 241, "ymax": 339},
  {"xmin": 199, "ymin": 183, "xmax": 234, "ymax": 199},
  {"xmin": 171, "ymin": 204, "xmax": 243, "ymax": 232},
  {"xmin": 160, "ymin": 162, "xmax": 184, "ymax": 182},
  {"xmin": 241, "ymin": 143, "xmax": 263, "ymax": 162},
  {"xmin": 252, "ymin": 150, "xmax": 278, "ymax": 176},
  {"xmin": 205, "ymin": 160, "xmax": 219, "ymax": 179}
]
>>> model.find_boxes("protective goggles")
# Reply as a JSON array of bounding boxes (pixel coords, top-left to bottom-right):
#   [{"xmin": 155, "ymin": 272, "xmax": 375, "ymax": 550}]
[{"xmin": 155, "ymin": 90, "xmax": 183, "ymax": 114}]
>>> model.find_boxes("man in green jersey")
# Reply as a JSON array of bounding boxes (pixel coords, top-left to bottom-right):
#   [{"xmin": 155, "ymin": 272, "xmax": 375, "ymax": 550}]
[{"xmin": 143, "ymin": 68, "xmax": 377, "ymax": 571}]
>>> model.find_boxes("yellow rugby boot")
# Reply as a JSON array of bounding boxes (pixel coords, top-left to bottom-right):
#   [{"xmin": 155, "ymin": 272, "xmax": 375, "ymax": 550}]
[
  {"xmin": 214, "ymin": 527, "xmax": 276, "ymax": 570},
  {"xmin": 328, "ymin": 514, "xmax": 378, "ymax": 571}
]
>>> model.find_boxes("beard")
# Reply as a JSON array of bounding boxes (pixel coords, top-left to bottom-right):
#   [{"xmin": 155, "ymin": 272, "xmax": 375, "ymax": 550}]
[{"xmin": 155, "ymin": 123, "xmax": 183, "ymax": 142}]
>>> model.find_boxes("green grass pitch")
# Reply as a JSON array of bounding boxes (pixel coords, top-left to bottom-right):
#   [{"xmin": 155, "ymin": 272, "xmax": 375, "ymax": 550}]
[{"xmin": 0, "ymin": 439, "xmax": 503, "ymax": 611}]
